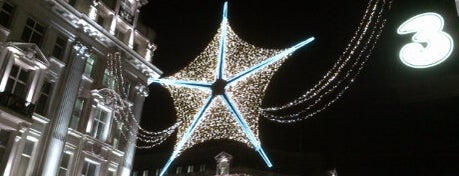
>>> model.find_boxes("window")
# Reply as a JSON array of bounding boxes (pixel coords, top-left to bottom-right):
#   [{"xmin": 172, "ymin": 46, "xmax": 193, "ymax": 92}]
[
  {"xmin": 118, "ymin": 2, "xmax": 133, "ymax": 24},
  {"xmin": 101, "ymin": 0, "xmax": 116, "ymax": 10},
  {"xmin": 187, "ymin": 165, "xmax": 194, "ymax": 173},
  {"xmin": 35, "ymin": 81, "xmax": 52, "ymax": 115},
  {"xmin": 83, "ymin": 55, "xmax": 95, "ymax": 77},
  {"xmin": 52, "ymin": 36, "xmax": 67, "ymax": 60},
  {"xmin": 17, "ymin": 139, "xmax": 36, "ymax": 176},
  {"xmin": 91, "ymin": 107, "xmax": 109, "ymax": 140},
  {"xmin": 0, "ymin": 1, "xmax": 15, "ymax": 28},
  {"xmin": 175, "ymin": 166, "xmax": 182, "ymax": 174},
  {"xmin": 67, "ymin": 0, "xmax": 77, "ymax": 6},
  {"xmin": 133, "ymin": 42, "xmax": 139, "ymax": 52},
  {"xmin": 199, "ymin": 164, "xmax": 206, "ymax": 172},
  {"xmin": 82, "ymin": 159, "xmax": 99, "ymax": 176},
  {"xmin": 58, "ymin": 152, "xmax": 72, "ymax": 176},
  {"xmin": 96, "ymin": 15, "xmax": 105, "ymax": 28},
  {"xmin": 20, "ymin": 18, "xmax": 45, "ymax": 46},
  {"xmin": 5, "ymin": 65, "xmax": 29, "ymax": 97},
  {"xmin": 0, "ymin": 130, "xmax": 11, "ymax": 165},
  {"xmin": 114, "ymin": 28, "xmax": 125, "ymax": 43},
  {"xmin": 69, "ymin": 98, "xmax": 85, "ymax": 130},
  {"xmin": 142, "ymin": 170, "xmax": 149, "ymax": 176},
  {"xmin": 155, "ymin": 169, "xmax": 161, "ymax": 176},
  {"xmin": 102, "ymin": 69, "xmax": 115, "ymax": 89}
]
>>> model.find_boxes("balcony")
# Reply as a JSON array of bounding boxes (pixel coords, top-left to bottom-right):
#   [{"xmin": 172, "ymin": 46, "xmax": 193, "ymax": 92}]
[{"xmin": 0, "ymin": 92, "xmax": 35, "ymax": 118}]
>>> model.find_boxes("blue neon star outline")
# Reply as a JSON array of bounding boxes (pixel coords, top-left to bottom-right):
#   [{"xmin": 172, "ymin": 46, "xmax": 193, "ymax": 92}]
[{"xmin": 152, "ymin": 2, "xmax": 314, "ymax": 175}]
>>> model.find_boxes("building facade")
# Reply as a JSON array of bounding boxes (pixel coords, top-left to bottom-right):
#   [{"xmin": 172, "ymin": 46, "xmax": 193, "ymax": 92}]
[
  {"xmin": 0, "ymin": 0, "xmax": 161, "ymax": 175},
  {"xmin": 132, "ymin": 144, "xmax": 326, "ymax": 176},
  {"xmin": 456, "ymin": 0, "xmax": 459, "ymax": 16}
]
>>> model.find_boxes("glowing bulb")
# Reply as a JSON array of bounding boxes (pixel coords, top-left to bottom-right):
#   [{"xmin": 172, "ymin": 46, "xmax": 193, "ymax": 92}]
[{"xmin": 156, "ymin": 2, "xmax": 313, "ymax": 175}]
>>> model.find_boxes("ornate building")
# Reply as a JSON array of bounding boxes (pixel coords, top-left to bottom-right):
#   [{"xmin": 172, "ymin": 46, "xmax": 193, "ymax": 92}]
[
  {"xmin": 456, "ymin": 0, "xmax": 459, "ymax": 16},
  {"xmin": 0, "ymin": 0, "xmax": 161, "ymax": 175}
]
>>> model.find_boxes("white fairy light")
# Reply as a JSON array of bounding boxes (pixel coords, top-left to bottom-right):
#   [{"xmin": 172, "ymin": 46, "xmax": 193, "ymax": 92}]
[
  {"xmin": 104, "ymin": 53, "xmax": 180, "ymax": 148},
  {"xmin": 152, "ymin": 2, "xmax": 314, "ymax": 175},
  {"xmin": 261, "ymin": 0, "xmax": 392, "ymax": 123},
  {"xmin": 101, "ymin": 0, "xmax": 393, "ymax": 174}
]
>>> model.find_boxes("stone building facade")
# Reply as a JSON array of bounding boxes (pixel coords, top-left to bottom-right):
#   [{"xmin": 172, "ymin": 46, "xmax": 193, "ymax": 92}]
[{"xmin": 0, "ymin": 0, "xmax": 161, "ymax": 175}]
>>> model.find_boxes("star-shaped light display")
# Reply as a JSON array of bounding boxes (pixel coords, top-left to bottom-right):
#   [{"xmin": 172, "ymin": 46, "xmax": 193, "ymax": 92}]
[{"xmin": 152, "ymin": 2, "xmax": 314, "ymax": 175}]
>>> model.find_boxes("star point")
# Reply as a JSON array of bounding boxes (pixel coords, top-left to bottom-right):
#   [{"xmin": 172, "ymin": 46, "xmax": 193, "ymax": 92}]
[{"xmin": 155, "ymin": 2, "xmax": 313, "ymax": 175}]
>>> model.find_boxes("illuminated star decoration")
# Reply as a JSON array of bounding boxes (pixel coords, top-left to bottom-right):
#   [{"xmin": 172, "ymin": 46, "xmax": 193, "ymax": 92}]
[{"xmin": 152, "ymin": 2, "xmax": 314, "ymax": 175}]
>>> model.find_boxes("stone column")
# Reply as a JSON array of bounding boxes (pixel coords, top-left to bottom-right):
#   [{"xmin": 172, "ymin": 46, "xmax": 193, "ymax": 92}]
[
  {"xmin": 0, "ymin": 44, "xmax": 14, "ymax": 92},
  {"xmin": 2, "ymin": 123, "xmax": 28, "ymax": 176},
  {"xmin": 120, "ymin": 83, "xmax": 148, "ymax": 176},
  {"xmin": 37, "ymin": 41, "xmax": 90, "ymax": 176}
]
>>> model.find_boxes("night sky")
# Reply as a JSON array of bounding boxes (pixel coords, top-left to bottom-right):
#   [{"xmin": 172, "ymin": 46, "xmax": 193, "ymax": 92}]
[{"xmin": 136, "ymin": 0, "xmax": 459, "ymax": 175}]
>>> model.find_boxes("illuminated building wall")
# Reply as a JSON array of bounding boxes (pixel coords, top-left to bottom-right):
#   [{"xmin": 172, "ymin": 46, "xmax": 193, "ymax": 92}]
[
  {"xmin": 456, "ymin": 0, "xmax": 459, "ymax": 16},
  {"xmin": 132, "ymin": 146, "xmax": 326, "ymax": 176},
  {"xmin": 0, "ymin": 0, "xmax": 161, "ymax": 175}
]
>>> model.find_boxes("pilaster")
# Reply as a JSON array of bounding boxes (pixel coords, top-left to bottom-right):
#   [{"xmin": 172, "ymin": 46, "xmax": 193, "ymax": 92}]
[{"xmin": 37, "ymin": 40, "xmax": 90, "ymax": 176}]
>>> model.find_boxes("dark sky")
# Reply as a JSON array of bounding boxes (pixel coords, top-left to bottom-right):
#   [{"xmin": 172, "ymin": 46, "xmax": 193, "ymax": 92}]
[{"xmin": 136, "ymin": 0, "xmax": 459, "ymax": 175}]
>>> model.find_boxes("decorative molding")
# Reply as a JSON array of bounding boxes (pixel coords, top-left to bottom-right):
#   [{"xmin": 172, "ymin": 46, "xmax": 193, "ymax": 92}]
[
  {"xmin": 4, "ymin": 42, "xmax": 50, "ymax": 70},
  {"xmin": 134, "ymin": 84, "xmax": 148, "ymax": 97},
  {"xmin": 17, "ymin": 122, "xmax": 29, "ymax": 133},
  {"xmin": 50, "ymin": 0, "xmax": 162, "ymax": 83},
  {"xmin": 47, "ymin": 57, "xmax": 65, "ymax": 82},
  {"xmin": 72, "ymin": 41, "xmax": 91, "ymax": 59},
  {"xmin": 90, "ymin": 88, "xmax": 116, "ymax": 107}
]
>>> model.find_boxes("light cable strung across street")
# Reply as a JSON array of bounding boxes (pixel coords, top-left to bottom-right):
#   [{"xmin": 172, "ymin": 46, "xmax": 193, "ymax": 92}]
[
  {"xmin": 151, "ymin": 2, "xmax": 314, "ymax": 175},
  {"xmin": 261, "ymin": 0, "xmax": 392, "ymax": 123},
  {"xmin": 96, "ymin": 52, "xmax": 180, "ymax": 148}
]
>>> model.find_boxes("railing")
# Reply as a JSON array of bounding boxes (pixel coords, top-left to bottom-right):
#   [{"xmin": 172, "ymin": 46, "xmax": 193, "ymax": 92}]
[{"xmin": 0, "ymin": 92, "xmax": 35, "ymax": 118}]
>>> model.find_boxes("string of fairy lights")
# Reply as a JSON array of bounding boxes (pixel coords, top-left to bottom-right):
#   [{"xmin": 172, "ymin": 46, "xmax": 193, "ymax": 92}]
[
  {"xmin": 153, "ymin": 2, "xmax": 316, "ymax": 174},
  {"xmin": 92, "ymin": 0, "xmax": 393, "ymax": 173},
  {"xmin": 160, "ymin": 24, "xmax": 297, "ymax": 154},
  {"xmin": 103, "ymin": 52, "xmax": 180, "ymax": 148},
  {"xmin": 260, "ymin": 0, "xmax": 392, "ymax": 123},
  {"xmin": 154, "ymin": 13, "xmax": 299, "ymax": 155}
]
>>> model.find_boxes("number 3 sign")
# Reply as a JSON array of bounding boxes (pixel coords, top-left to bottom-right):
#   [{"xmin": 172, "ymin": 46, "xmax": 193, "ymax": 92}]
[{"xmin": 397, "ymin": 12, "xmax": 454, "ymax": 68}]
